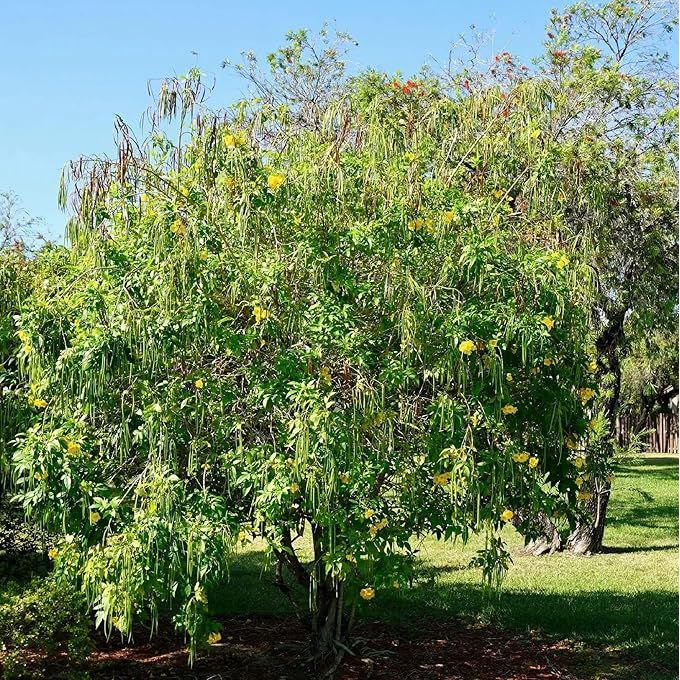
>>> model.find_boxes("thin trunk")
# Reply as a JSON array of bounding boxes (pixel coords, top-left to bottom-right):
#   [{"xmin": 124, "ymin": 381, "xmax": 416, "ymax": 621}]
[{"xmin": 275, "ymin": 523, "xmax": 353, "ymax": 670}]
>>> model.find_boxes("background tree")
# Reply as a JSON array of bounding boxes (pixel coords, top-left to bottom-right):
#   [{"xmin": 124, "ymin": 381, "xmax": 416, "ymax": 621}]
[{"xmin": 0, "ymin": 192, "xmax": 46, "ymax": 559}]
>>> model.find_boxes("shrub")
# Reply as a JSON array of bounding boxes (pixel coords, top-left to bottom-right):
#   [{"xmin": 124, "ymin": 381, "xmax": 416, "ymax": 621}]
[{"xmin": 0, "ymin": 576, "xmax": 92, "ymax": 679}]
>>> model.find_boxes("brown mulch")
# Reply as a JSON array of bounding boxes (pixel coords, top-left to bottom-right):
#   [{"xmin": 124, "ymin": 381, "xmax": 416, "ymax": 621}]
[{"xmin": 7, "ymin": 616, "xmax": 585, "ymax": 680}]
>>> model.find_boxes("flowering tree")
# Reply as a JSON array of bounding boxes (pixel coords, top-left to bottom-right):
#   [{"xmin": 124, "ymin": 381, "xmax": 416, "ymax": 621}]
[{"xmin": 12, "ymin": 37, "xmax": 597, "ymax": 669}]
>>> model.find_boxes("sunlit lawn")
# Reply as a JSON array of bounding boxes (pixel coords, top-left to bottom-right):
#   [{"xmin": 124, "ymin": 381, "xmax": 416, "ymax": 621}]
[{"xmin": 214, "ymin": 456, "xmax": 679, "ymax": 679}]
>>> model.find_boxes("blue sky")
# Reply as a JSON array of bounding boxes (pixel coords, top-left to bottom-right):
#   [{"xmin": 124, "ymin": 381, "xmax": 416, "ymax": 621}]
[{"xmin": 0, "ymin": 1, "xmax": 675, "ymax": 240}]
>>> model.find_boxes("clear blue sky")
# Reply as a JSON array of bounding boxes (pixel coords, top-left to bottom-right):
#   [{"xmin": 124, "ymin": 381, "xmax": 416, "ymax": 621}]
[{"xmin": 0, "ymin": 1, "xmax": 674, "ymax": 240}]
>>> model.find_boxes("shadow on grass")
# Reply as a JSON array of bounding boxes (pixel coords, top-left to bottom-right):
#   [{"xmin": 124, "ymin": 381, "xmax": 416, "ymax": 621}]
[
  {"xmin": 210, "ymin": 549, "xmax": 678, "ymax": 679},
  {"xmin": 606, "ymin": 503, "xmax": 679, "ymax": 533},
  {"xmin": 602, "ymin": 544, "xmax": 678, "ymax": 554}
]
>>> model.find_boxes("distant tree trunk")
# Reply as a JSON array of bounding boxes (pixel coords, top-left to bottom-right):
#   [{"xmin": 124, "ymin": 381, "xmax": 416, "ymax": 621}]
[
  {"xmin": 564, "ymin": 477, "xmax": 611, "ymax": 554},
  {"xmin": 515, "ymin": 312, "xmax": 626, "ymax": 556},
  {"xmin": 564, "ymin": 311, "xmax": 624, "ymax": 555}
]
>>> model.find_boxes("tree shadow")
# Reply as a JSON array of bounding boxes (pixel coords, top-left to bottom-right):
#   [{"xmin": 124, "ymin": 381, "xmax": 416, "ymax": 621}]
[{"xmin": 602, "ymin": 544, "xmax": 678, "ymax": 554}]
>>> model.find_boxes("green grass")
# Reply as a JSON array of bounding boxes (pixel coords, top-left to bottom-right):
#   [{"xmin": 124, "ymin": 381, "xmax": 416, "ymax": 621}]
[{"xmin": 214, "ymin": 456, "xmax": 679, "ymax": 679}]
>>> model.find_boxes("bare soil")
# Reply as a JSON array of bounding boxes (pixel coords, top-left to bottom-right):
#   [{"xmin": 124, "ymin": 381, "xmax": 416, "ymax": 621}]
[{"xmin": 17, "ymin": 615, "xmax": 593, "ymax": 680}]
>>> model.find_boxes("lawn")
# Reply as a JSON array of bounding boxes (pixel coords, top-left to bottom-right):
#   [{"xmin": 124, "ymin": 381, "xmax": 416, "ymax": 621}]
[{"xmin": 212, "ymin": 455, "xmax": 678, "ymax": 679}]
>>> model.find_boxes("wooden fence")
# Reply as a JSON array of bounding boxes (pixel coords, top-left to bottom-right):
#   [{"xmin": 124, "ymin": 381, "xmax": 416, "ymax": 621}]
[{"xmin": 616, "ymin": 412, "xmax": 679, "ymax": 454}]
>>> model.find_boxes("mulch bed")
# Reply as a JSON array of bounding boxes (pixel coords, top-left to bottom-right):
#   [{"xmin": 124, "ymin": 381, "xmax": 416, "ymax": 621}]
[{"xmin": 12, "ymin": 616, "xmax": 586, "ymax": 680}]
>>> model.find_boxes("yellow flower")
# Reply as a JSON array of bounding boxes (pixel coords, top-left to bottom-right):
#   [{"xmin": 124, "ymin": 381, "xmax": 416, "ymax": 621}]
[
  {"xmin": 346, "ymin": 553, "xmax": 356, "ymax": 563},
  {"xmin": 223, "ymin": 133, "xmax": 237, "ymax": 148},
  {"xmin": 237, "ymin": 530, "xmax": 247, "ymax": 542},
  {"xmin": 217, "ymin": 174, "xmax": 236, "ymax": 190},
  {"xmin": 359, "ymin": 587, "xmax": 375, "ymax": 601},
  {"xmin": 470, "ymin": 413, "xmax": 480, "ymax": 427},
  {"xmin": 543, "ymin": 357, "xmax": 553, "ymax": 366},
  {"xmin": 22, "ymin": 344, "xmax": 32, "ymax": 356},
  {"xmin": 18, "ymin": 329, "xmax": 29, "ymax": 342},
  {"xmin": 65, "ymin": 440, "xmax": 81, "ymax": 456},
  {"xmin": 208, "ymin": 632, "xmax": 222, "ymax": 644},
  {"xmin": 556, "ymin": 255, "xmax": 569, "ymax": 269},
  {"xmin": 319, "ymin": 366, "xmax": 332, "ymax": 382},
  {"xmin": 290, "ymin": 482, "xmax": 300, "ymax": 493},
  {"xmin": 403, "ymin": 152, "xmax": 418, "ymax": 162},
  {"xmin": 575, "ymin": 476, "xmax": 585, "ymax": 487},
  {"xmin": 194, "ymin": 586, "xmax": 208, "ymax": 604},
  {"xmin": 501, "ymin": 404, "xmax": 518, "ymax": 415},
  {"xmin": 407, "ymin": 217, "xmax": 425, "ymax": 231},
  {"xmin": 252, "ymin": 305, "xmax": 269, "ymax": 323},
  {"xmin": 579, "ymin": 387, "xmax": 596, "ymax": 403},
  {"xmin": 369, "ymin": 524, "xmax": 379, "ymax": 536},
  {"xmin": 433, "ymin": 471, "xmax": 452, "ymax": 486},
  {"xmin": 89, "ymin": 511, "xmax": 101, "ymax": 525},
  {"xmin": 267, "ymin": 173, "xmax": 286, "ymax": 191},
  {"xmin": 140, "ymin": 193, "xmax": 148, "ymax": 202},
  {"xmin": 442, "ymin": 210, "xmax": 456, "ymax": 224},
  {"xmin": 566, "ymin": 435, "xmax": 579, "ymax": 450},
  {"xmin": 34, "ymin": 471, "xmax": 47, "ymax": 481},
  {"xmin": 285, "ymin": 457, "xmax": 295, "ymax": 467},
  {"xmin": 530, "ymin": 129, "xmax": 541, "ymax": 139},
  {"xmin": 577, "ymin": 491, "xmax": 592, "ymax": 502},
  {"xmin": 392, "ymin": 580, "xmax": 401, "ymax": 589},
  {"xmin": 574, "ymin": 457, "xmax": 586, "ymax": 469},
  {"xmin": 512, "ymin": 452, "xmax": 530, "ymax": 463},
  {"xmin": 195, "ymin": 378, "xmax": 204, "ymax": 389},
  {"xmin": 170, "ymin": 219, "xmax": 186, "ymax": 235},
  {"xmin": 541, "ymin": 316, "xmax": 555, "ymax": 331},
  {"xmin": 339, "ymin": 473, "xmax": 350, "ymax": 484},
  {"xmin": 531, "ymin": 367, "xmax": 540, "ymax": 375},
  {"xmin": 588, "ymin": 419, "xmax": 597, "ymax": 431},
  {"xmin": 488, "ymin": 339, "xmax": 498, "ymax": 348},
  {"xmin": 587, "ymin": 360, "xmax": 598, "ymax": 373},
  {"xmin": 500, "ymin": 509, "xmax": 514, "ymax": 522},
  {"xmin": 199, "ymin": 249, "xmax": 209, "ymax": 261},
  {"xmin": 528, "ymin": 457, "xmax": 539, "ymax": 469},
  {"xmin": 33, "ymin": 398, "xmax": 48, "ymax": 408},
  {"xmin": 506, "ymin": 373, "xmax": 513, "ymax": 382},
  {"xmin": 458, "ymin": 339, "xmax": 476, "ymax": 355},
  {"xmin": 363, "ymin": 508, "xmax": 375, "ymax": 519},
  {"xmin": 493, "ymin": 188, "xmax": 506, "ymax": 199},
  {"xmin": 48, "ymin": 547, "xmax": 59, "ymax": 560}
]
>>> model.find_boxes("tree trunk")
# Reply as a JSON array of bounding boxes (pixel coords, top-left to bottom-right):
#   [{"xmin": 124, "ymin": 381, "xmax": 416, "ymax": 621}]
[
  {"xmin": 565, "ymin": 478, "xmax": 611, "ymax": 554},
  {"xmin": 274, "ymin": 523, "xmax": 354, "ymax": 671},
  {"xmin": 564, "ymin": 311, "xmax": 623, "ymax": 554},
  {"xmin": 514, "ymin": 509, "xmax": 563, "ymax": 555},
  {"xmin": 310, "ymin": 582, "xmax": 343, "ymax": 659}
]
